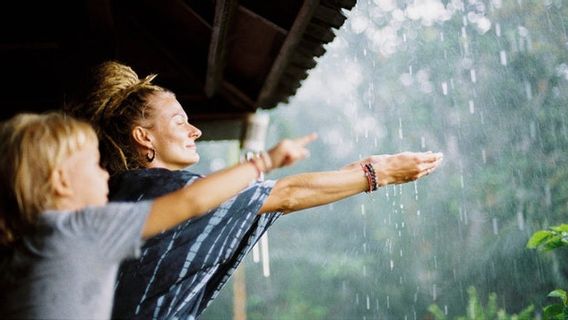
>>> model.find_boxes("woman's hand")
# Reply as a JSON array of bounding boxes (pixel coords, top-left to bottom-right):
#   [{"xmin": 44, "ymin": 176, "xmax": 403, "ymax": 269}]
[
  {"xmin": 267, "ymin": 133, "xmax": 318, "ymax": 170},
  {"xmin": 342, "ymin": 151, "xmax": 443, "ymax": 186}
]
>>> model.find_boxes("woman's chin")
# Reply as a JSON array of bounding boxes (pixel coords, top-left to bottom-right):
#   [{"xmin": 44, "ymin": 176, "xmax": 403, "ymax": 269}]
[{"xmin": 186, "ymin": 155, "xmax": 200, "ymax": 166}]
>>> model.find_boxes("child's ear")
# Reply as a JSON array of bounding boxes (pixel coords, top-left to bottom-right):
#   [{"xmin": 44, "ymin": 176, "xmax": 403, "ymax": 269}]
[
  {"xmin": 132, "ymin": 126, "xmax": 153, "ymax": 150},
  {"xmin": 51, "ymin": 167, "xmax": 73, "ymax": 197}
]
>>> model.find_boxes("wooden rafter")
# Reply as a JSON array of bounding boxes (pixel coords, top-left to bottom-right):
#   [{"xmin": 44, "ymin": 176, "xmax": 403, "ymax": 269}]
[
  {"xmin": 205, "ymin": 0, "xmax": 239, "ymax": 98},
  {"xmin": 256, "ymin": 0, "xmax": 320, "ymax": 108}
]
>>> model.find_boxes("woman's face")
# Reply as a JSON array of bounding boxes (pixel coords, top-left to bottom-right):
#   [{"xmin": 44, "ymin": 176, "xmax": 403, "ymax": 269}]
[{"xmin": 143, "ymin": 91, "xmax": 202, "ymax": 170}]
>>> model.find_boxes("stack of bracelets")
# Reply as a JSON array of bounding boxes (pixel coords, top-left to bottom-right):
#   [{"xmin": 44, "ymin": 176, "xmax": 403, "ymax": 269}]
[
  {"xmin": 360, "ymin": 162, "xmax": 379, "ymax": 193},
  {"xmin": 244, "ymin": 151, "xmax": 272, "ymax": 180}
]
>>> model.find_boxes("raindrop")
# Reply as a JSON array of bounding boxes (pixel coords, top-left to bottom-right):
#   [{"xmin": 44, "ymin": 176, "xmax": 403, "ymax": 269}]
[
  {"xmin": 442, "ymin": 82, "xmax": 448, "ymax": 95},
  {"xmin": 399, "ymin": 117, "xmax": 404, "ymax": 139},
  {"xmin": 545, "ymin": 184, "xmax": 552, "ymax": 207},
  {"xmin": 517, "ymin": 210, "xmax": 525, "ymax": 230},
  {"xmin": 421, "ymin": 136, "xmax": 426, "ymax": 149},
  {"xmin": 261, "ymin": 234, "xmax": 271, "ymax": 277},
  {"xmin": 417, "ymin": 209, "xmax": 421, "ymax": 216},
  {"xmin": 433, "ymin": 284, "xmax": 437, "ymax": 301},
  {"xmin": 470, "ymin": 69, "xmax": 477, "ymax": 83},
  {"xmin": 361, "ymin": 204, "xmax": 366, "ymax": 215},
  {"xmin": 518, "ymin": 25, "xmax": 529, "ymax": 37},
  {"xmin": 390, "ymin": 259, "xmax": 394, "ymax": 270},
  {"xmin": 500, "ymin": 50, "xmax": 508, "ymax": 65},
  {"xmin": 492, "ymin": 217, "xmax": 499, "ymax": 235},
  {"xmin": 481, "ymin": 148, "xmax": 487, "ymax": 163},
  {"xmin": 524, "ymin": 80, "xmax": 533, "ymax": 100},
  {"xmin": 387, "ymin": 296, "xmax": 390, "ymax": 309},
  {"xmin": 495, "ymin": 22, "xmax": 501, "ymax": 36},
  {"xmin": 366, "ymin": 295, "xmax": 370, "ymax": 310},
  {"xmin": 469, "ymin": 100, "xmax": 475, "ymax": 114}
]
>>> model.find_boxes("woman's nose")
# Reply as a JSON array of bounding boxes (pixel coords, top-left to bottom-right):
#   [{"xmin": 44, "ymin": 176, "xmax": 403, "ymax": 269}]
[{"xmin": 188, "ymin": 124, "xmax": 202, "ymax": 139}]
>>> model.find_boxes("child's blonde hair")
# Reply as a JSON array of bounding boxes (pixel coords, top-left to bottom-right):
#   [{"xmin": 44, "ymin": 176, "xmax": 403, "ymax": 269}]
[{"xmin": 0, "ymin": 112, "xmax": 98, "ymax": 247}]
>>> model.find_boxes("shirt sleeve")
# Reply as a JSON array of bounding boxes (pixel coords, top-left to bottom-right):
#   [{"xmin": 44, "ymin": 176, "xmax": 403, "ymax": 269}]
[{"xmin": 71, "ymin": 201, "xmax": 153, "ymax": 262}]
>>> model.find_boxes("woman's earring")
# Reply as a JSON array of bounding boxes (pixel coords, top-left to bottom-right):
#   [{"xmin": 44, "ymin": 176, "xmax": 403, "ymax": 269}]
[{"xmin": 146, "ymin": 148, "xmax": 156, "ymax": 162}]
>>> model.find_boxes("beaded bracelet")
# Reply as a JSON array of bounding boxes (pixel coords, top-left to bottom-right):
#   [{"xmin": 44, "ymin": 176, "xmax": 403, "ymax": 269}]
[{"xmin": 360, "ymin": 162, "xmax": 378, "ymax": 193}]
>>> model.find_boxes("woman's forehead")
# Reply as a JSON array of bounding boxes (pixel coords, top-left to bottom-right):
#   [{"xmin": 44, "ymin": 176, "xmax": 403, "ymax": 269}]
[{"xmin": 150, "ymin": 92, "xmax": 186, "ymax": 116}]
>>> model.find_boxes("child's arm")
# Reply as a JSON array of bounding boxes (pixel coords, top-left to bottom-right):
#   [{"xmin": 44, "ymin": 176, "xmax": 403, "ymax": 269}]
[{"xmin": 141, "ymin": 134, "xmax": 316, "ymax": 239}]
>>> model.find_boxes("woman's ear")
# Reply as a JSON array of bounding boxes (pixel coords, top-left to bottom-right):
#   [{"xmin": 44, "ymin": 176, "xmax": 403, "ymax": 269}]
[
  {"xmin": 132, "ymin": 126, "xmax": 153, "ymax": 150},
  {"xmin": 51, "ymin": 167, "xmax": 73, "ymax": 198}
]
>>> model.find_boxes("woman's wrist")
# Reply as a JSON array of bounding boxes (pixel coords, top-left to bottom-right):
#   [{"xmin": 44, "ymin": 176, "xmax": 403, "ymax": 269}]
[{"xmin": 243, "ymin": 151, "xmax": 273, "ymax": 180}]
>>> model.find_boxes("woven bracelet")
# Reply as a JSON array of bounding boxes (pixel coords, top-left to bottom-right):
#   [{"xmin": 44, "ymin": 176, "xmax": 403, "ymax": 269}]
[
  {"xmin": 365, "ymin": 163, "xmax": 378, "ymax": 192},
  {"xmin": 360, "ymin": 163, "xmax": 378, "ymax": 193},
  {"xmin": 361, "ymin": 163, "xmax": 377, "ymax": 193}
]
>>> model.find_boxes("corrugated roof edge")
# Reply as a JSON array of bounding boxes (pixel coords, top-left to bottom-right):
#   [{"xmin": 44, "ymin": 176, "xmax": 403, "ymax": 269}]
[{"xmin": 263, "ymin": 0, "xmax": 357, "ymax": 108}]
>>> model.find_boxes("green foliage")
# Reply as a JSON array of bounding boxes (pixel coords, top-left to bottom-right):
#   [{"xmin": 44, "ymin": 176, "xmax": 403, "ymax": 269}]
[
  {"xmin": 528, "ymin": 226, "xmax": 568, "ymax": 319},
  {"xmin": 527, "ymin": 225, "xmax": 568, "ymax": 252},
  {"xmin": 429, "ymin": 287, "xmax": 535, "ymax": 320},
  {"xmin": 542, "ymin": 289, "xmax": 568, "ymax": 320}
]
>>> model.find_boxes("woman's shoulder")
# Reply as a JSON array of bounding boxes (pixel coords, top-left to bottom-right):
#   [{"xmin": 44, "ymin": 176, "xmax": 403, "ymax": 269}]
[{"xmin": 109, "ymin": 168, "xmax": 201, "ymax": 201}]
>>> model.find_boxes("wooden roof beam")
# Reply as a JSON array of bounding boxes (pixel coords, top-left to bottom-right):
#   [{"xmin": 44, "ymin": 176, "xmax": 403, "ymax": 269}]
[
  {"xmin": 205, "ymin": 0, "xmax": 239, "ymax": 98},
  {"xmin": 256, "ymin": 0, "xmax": 320, "ymax": 108}
]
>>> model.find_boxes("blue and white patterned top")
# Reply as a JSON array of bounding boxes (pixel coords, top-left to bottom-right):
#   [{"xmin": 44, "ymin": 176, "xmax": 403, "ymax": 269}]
[{"xmin": 109, "ymin": 168, "xmax": 281, "ymax": 319}]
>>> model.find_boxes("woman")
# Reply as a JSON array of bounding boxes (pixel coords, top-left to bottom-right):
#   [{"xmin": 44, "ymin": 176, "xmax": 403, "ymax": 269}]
[{"xmin": 69, "ymin": 61, "xmax": 443, "ymax": 319}]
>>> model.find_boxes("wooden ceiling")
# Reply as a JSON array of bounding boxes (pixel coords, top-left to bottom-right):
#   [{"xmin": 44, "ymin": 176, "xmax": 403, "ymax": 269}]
[{"xmin": 0, "ymin": 0, "xmax": 356, "ymax": 139}]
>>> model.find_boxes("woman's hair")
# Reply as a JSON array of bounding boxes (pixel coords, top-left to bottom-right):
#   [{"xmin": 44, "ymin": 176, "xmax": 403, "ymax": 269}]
[
  {"xmin": 0, "ymin": 112, "xmax": 97, "ymax": 247},
  {"xmin": 66, "ymin": 61, "xmax": 167, "ymax": 176}
]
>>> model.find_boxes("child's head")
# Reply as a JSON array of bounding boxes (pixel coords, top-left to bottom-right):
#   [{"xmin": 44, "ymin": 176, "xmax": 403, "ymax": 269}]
[{"xmin": 0, "ymin": 112, "xmax": 109, "ymax": 246}]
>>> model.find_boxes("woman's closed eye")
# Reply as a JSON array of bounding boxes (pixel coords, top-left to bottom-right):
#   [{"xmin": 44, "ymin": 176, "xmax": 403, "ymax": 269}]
[{"xmin": 173, "ymin": 114, "xmax": 186, "ymax": 125}]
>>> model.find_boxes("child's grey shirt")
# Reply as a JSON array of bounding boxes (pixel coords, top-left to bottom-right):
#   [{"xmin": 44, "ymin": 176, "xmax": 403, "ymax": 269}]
[{"xmin": 0, "ymin": 201, "xmax": 152, "ymax": 319}]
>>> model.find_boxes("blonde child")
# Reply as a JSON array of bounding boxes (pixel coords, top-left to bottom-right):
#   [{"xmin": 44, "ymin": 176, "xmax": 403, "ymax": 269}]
[{"xmin": 0, "ymin": 112, "xmax": 312, "ymax": 319}]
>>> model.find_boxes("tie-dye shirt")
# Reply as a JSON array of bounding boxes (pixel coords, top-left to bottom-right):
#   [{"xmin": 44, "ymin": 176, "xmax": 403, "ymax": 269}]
[{"xmin": 109, "ymin": 168, "xmax": 281, "ymax": 319}]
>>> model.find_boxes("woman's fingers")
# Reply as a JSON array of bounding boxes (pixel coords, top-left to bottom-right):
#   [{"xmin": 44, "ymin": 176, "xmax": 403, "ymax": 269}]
[
  {"xmin": 269, "ymin": 133, "xmax": 318, "ymax": 168},
  {"xmin": 293, "ymin": 132, "xmax": 318, "ymax": 147},
  {"xmin": 417, "ymin": 157, "xmax": 443, "ymax": 178}
]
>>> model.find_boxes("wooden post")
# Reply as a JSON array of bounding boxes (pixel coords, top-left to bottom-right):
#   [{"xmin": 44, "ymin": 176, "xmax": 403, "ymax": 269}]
[
  {"xmin": 233, "ymin": 266, "xmax": 247, "ymax": 320},
  {"xmin": 233, "ymin": 112, "xmax": 269, "ymax": 320}
]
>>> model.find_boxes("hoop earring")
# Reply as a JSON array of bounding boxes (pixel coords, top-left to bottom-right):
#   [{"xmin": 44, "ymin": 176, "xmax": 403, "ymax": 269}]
[{"xmin": 146, "ymin": 148, "xmax": 155, "ymax": 162}]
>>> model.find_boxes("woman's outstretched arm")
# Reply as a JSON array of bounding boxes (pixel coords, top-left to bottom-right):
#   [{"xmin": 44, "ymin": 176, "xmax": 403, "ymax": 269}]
[
  {"xmin": 259, "ymin": 151, "xmax": 443, "ymax": 214},
  {"xmin": 142, "ymin": 134, "xmax": 317, "ymax": 238}
]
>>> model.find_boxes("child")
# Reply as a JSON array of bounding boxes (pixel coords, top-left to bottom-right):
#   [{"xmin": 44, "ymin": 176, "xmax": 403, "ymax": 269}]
[{"xmin": 0, "ymin": 112, "xmax": 312, "ymax": 319}]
